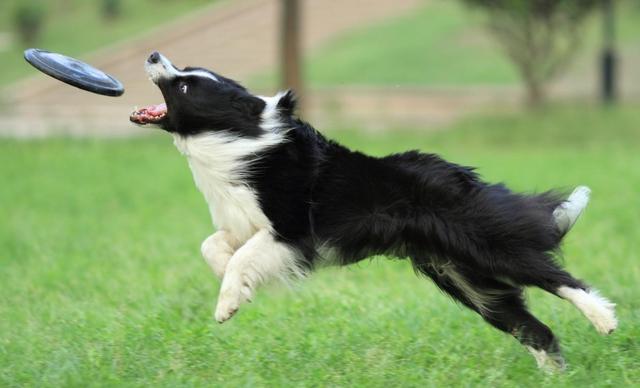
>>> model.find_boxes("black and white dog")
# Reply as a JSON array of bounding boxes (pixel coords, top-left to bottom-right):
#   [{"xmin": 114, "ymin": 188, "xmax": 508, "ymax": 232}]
[{"xmin": 131, "ymin": 52, "xmax": 617, "ymax": 370}]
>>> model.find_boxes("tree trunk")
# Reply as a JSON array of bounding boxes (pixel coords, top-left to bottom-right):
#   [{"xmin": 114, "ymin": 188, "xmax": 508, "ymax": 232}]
[
  {"xmin": 281, "ymin": 0, "xmax": 302, "ymax": 95},
  {"xmin": 523, "ymin": 74, "xmax": 545, "ymax": 108}
]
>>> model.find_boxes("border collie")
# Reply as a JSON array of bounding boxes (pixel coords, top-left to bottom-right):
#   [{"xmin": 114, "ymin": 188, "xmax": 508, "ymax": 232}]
[{"xmin": 131, "ymin": 52, "xmax": 617, "ymax": 371}]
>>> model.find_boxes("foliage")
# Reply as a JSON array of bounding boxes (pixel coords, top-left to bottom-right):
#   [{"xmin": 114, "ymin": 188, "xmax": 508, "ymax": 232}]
[
  {"xmin": 460, "ymin": 0, "xmax": 599, "ymax": 106},
  {"xmin": 102, "ymin": 0, "xmax": 121, "ymax": 20},
  {"xmin": 13, "ymin": 1, "xmax": 46, "ymax": 44}
]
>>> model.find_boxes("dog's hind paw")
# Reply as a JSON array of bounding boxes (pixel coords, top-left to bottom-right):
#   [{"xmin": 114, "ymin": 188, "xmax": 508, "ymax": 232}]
[
  {"xmin": 585, "ymin": 291, "xmax": 618, "ymax": 335},
  {"xmin": 557, "ymin": 286, "xmax": 618, "ymax": 335},
  {"xmin": 526, "ymin": 346, "xmax": 566, "ymax": 373}
]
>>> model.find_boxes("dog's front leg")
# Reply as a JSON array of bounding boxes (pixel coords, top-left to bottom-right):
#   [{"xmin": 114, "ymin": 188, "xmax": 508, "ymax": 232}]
[
  {"xmin": 201, "ymin": 230, "xmax": 241, "ymax": 279},
  {"xmin": 214, "ymin": 229, "xmax": 303, "ymax": 323}
]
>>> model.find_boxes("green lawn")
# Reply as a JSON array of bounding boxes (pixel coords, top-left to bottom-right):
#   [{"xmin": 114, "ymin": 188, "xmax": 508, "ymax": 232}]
[
  {"xmin": 302, "ymin": 1, "xmax": 517, "ymax": 87},
  {"xmin": 1, "ymin": 106, "xmax": 639, "ymax": 386},
  {"xmin": 0, "ymin": 0, "xmax": 212, "ymax": 87}
]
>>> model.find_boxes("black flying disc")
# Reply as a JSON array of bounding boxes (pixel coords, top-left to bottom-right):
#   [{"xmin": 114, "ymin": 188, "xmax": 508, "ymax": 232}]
[{"xmin": 24, "ymin": 48, "xmax": 124, "ymax": 97}]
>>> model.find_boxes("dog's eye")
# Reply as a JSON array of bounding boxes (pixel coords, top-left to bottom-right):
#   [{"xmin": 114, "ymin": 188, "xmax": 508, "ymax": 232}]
[{"xmin": 179, "ymin": 83, "xmax": 188, "ymax": 94}]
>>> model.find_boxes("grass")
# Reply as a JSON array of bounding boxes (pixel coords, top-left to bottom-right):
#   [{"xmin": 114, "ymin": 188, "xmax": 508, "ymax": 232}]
[
  {"xmin": 1, "ymin": 105, "xmax": 639, "ymax": 386},
  {"xmin": 302, "ymin": 0, "xmax": 518, "ymax": 87},
  {"xmin": 0, "ymin": 0, "xmax": 212, "ymax": 87},
  {"xmin": 251, "ymin": 0, "xmax": 640, "ymax": 89},
  {"xmin": 251, "ymin": 0, "xmax": 516, "ymax": 89}
]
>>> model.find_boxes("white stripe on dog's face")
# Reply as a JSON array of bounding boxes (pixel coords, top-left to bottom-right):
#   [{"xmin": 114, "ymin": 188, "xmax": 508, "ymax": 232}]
[{"xmin": 145, "ymin": 53, "xmax": 219, "ymax": 84}]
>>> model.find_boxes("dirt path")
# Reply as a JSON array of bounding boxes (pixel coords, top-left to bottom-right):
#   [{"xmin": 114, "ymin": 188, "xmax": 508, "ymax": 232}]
[{"xmin": 0, "ymin": 0, "xmax": 421, "ymax": 137}]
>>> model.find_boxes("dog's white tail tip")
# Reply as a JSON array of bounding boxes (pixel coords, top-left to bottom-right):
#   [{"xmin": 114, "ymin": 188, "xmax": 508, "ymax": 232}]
[{"xmin": 553, "ymin": 186, "xmax": 591, "ymax": 234}]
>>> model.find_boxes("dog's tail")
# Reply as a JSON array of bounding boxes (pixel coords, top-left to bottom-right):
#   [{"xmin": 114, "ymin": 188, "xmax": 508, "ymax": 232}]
[{"xmin": 553, "ymin": 186, "xmax": 591, "ymax": 236}]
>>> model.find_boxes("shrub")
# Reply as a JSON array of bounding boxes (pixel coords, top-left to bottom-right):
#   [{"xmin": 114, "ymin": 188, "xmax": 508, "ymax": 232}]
[
  {"xmin": 102, "ymin": 0, "xmax": 121, "ymax": 20},
  {"xmin": 13, "ymin": 1, "xmax": 46, "ymax": 45}
]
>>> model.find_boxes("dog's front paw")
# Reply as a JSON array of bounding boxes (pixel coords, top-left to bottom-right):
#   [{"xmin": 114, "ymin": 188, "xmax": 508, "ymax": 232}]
[
  {"xmin": 214, "ymin": 278, "xmax": 252, "ymax": 323},
  {"xmin": 214, "ymin": 295, "xmax": 240, "ymax": 323}
]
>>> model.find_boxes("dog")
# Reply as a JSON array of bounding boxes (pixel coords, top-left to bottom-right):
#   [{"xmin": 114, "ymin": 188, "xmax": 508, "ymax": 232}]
[{"xmin": 130, "ymin": 52, "xmax": 617, "ymax": 371}]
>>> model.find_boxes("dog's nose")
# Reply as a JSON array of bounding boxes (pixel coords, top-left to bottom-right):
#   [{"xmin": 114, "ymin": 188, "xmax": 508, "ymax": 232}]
[{"xmin": 148, "ymin": 51, "xmax": 160, "ymax": 64}]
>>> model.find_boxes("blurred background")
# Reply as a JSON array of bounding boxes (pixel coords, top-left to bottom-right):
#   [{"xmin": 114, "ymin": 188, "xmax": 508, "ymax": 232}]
[
  {"xmin": 1, "ymin": 0, "xmax": 639, "ymax": 135},
  {"xmin": 1, "ymin": 0, "xmax": 638, "ymax": 386}
]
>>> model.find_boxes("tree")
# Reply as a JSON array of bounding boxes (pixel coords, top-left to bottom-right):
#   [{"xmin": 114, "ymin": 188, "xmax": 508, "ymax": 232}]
[
  {"xmin": 13, "ymin": 1, "xmax": 45, "ymax": 45},
  {"xmin": 102, "ymin": 0, "xmax": 122, "ymax": 21},
  {"xmin": 462, "ymin": 0, "xmax": 599, "ymax": 107},
  {"xmin": 280, "ymin": 0, "xmax": 303, "ymax": 100}
]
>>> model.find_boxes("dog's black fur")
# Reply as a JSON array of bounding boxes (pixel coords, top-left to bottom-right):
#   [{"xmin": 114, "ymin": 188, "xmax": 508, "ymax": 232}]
[
  {"xmin": 251, "ymin": 103, "xmax": 585, "ymax": 358},
  {"xmin": 132, "ymin": 53, "xmax": 612, "ymax": 368}
]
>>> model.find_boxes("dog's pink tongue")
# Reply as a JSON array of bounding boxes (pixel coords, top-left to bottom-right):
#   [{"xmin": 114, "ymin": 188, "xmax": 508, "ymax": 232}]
[{"xmin": 147, "ymin": 103, "xmax": 167, "ymax": 115}]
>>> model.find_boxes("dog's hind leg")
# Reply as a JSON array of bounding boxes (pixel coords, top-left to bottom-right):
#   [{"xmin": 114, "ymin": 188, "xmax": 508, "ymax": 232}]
[
  {"xmin": 556, "ymin": 285, "xmax": 617, "ymax": 335},
  {"xmin": 537, "ymin": 271, "xmax": 617, "ymax": 335},
  {"xmin": 417, "ymin": 263, "xmax": 565, "ymax": 371},
  {"xmin": 201, "ymin": 230, "xmax": 241, "ymax": 279},
  {"xmin": 214, "ymin": 229, "xmax": 305, "ymax": 323},
  {"xmin": 497, "ymin": 260, "xmax": 618, "ymax": 335},
  {"xmin": 481, "ymin": 292, "xmax": 566, "ymax": 372}
]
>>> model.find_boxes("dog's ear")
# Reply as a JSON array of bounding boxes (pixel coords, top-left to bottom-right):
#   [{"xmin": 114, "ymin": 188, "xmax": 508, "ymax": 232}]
[
  {"xmin": 232, "ymin": 95, "xmax": 266, "ymax": 117},
  {"xmin": 277, "ymin": 90, "xmax": 297, "ymax": 116}
]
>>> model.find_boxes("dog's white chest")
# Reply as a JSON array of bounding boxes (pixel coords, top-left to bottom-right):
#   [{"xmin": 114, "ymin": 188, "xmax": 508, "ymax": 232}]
[{"xmin": 173, "ymin": 133, "xmax": 275, "ymax": 242}]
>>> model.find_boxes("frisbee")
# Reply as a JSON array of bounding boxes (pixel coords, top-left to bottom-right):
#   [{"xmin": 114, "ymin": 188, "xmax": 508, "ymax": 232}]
[{"xmin": 24, "ymin": 48, "xmax": 124, "ymax": 97}]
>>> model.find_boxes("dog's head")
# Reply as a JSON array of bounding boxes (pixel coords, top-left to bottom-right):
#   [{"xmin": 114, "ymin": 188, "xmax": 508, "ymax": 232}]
[{"xmin": 130, "ymin": 52, "xmax": 295, "ymax": 136}]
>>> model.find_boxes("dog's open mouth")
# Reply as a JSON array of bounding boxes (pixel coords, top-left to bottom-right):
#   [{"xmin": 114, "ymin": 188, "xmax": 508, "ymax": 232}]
[{"xmin": 130, "ymin": 103, "xmax": 167, "ymax": 125}]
